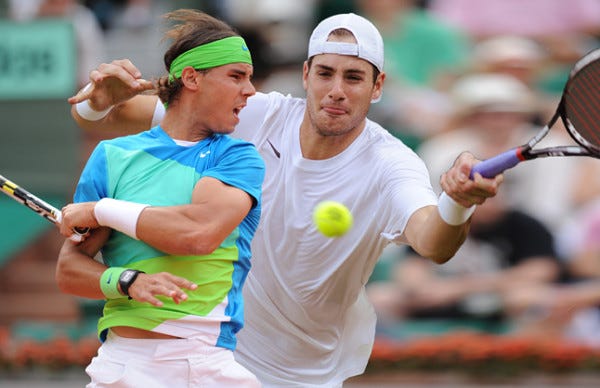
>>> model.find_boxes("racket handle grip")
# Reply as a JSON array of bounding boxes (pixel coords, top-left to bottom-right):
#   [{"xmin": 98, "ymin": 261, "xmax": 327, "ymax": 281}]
[
  {"xmin": 54, "ymin": 211, "xmax": 90, "ymax": 241},
  {"xmin": 74, "ymin": 227, "xmax": 91, "ymax": 235},
  {"xmin": 470, "ymin": 149, "xmax": 522, "ymax": 179},
  {"xmin": 69, "ymin": 228, "xmax": 90, "ymax": 243}
]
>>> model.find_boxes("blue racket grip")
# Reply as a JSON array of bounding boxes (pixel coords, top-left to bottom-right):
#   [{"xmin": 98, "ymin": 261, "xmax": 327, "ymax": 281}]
[{"xmin": 470, "ymin": 149, "xmax": 522, "ymax": 179}]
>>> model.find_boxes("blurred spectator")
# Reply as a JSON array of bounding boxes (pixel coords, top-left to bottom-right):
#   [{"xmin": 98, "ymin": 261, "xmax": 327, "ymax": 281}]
[
  {"xmin": 466, "ymin": 35, "xmax": 566, "ymax": 131},
  {"xmin": 368, "ymin": 70, "xmax": 600, "ymax": 343},
  {"xmin": 8, "ymin": 0, "xmax": 106, "ymax": 88},
  {"xmin": 367, "ymin": 189, "xmax": 562, "ymax": 335},
  {"xmin": 556, "ymin": 198, "xmax": 600, "ymax": 281},
  {"xmin": 428, "ymin": 0, "xmax": 600, "ymax": 94},
  {"xmin": 6, "ymin": 0, "xmax": 39, "ymax": 20},
  {"xmin": 418, "ymin": 72, "xmax": 581, "ymax": 232},
  {"xmin": 116, "ymin": 0, "xmax": 152, "ymax": 29},
  {"xmin": 465, "ymin": 37, "xmax": 600, "ymax": 220},
  {"xmin": 222, "ymin": 0, "xmax": 317, "ymax": 66},
  {"xmin": 470, "ymin": 35, "xmax": 548, "ymax": 88},
  {"xmin": 82, "ymin": 0, "xmax": 114, "ymax": 30},
  {"xmin": 568, "ymin": 158, "xmax": 600, "ymax": 211},
  {"xmin": 428, "ymin": 0, "xmax": 600, "ymax": 39},
  {"xmin": 529, "ymin": 281, "xmax": 600, "ymax": 348},
  {"xmin": 355, "ymin": 0, "xmax": 471, "ymax": 147},
  {"xmin": 313, "ymin": 0, "xmax": 357, "ymax": 23},
  {"xmin": 358, "ymin": 0, "xmax": 470, "ymax": 88},
  {"xmin": 215, "ymin": 0, "xmax": 318, "ymax": 95},
  {"xmin": 82, "ymin": 0, "xmax": 154, "ymax": 31},
  {"xmin": 515, "ymin": 200, "xmax": 600, "ymax": 347}
]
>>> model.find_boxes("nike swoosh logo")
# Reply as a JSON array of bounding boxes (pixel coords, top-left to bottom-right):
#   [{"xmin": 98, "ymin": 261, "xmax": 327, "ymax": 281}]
[
  {"xmin": 106, "ymin": 273, "xmax": 113, "ymax": 284},
  {"xmin": 266, "ymin": 139, "xmax": 280, "ymax": 158},
  {"xmin": 199, "ymin": 151, "xmax": 211, "ymax": 158}
]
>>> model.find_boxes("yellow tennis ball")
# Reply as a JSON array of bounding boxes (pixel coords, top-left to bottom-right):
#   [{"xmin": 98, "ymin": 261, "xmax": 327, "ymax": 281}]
[{"xmin": 313, "ymin": 201, "xmax": 353, "ymax": 237}]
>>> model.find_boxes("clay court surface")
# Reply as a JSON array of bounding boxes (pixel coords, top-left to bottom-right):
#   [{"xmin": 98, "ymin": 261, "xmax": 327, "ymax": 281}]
[{"xmin": 3, "ymin": 370, "xmax": 600, "ymax": 387}]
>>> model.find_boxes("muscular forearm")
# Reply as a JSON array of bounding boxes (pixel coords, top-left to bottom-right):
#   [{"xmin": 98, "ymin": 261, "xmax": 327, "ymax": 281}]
[
  {"xmin": 56, "ymin": 227, "xmax": 198, "ymax": 307},
  {"xmin": 62, "ymin": 201, "xmax": 243, "ymax": 257},
  {"xmin": 404, "ymin": 205, "xmax": 470, "ymax": 263},
  {"xmin": 56, "ymin": 253, "xmax": 107, "ymax": 299},
  {"xmin": 55, "ymin": 228, "xmax": 111, "ymax": 299},
  {"xmin": 493, "ymin": 258, "xmax": 560, "ymax": 290},
  {"xmin": 415, "ymin": 213, "xmax": 470, "ymax": 263},
  {"xmin": 136, "ymin": 206, "xmax": 231, "ymax": 256}
]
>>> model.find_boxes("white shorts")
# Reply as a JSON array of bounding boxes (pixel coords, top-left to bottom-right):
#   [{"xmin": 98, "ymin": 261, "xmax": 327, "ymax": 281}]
[{"xmin": 85, "ymin": 331, "xmax": 261, "ymax": 387}]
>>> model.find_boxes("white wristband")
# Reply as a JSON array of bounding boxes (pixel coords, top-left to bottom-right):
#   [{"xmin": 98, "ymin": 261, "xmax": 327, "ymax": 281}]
[
  {"xmin": 438, "ymin": 192, "xmax": 476, "ymax": 226},
  {"xmin": 94, "ymin": 198, "xmax": 149, "ymax": 240},
  {"xmin": 74, "ymin": 83, "xmax": 113, "ymax": 121}
]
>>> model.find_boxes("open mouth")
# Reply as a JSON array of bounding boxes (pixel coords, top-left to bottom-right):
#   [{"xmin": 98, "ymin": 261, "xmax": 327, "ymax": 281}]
[{"xmin": 233, "ymin": 104, "xmax": 246, "ymax": 119}]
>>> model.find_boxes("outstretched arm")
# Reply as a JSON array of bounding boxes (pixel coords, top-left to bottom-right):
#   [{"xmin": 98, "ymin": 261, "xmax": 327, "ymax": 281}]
[
  {"xmin": 402, "ymin": 152, "xmax": 503, "ymax": 263},
  {"xmin": 70, "ymin": 59, "xmax": 159, "ymax": 133}
]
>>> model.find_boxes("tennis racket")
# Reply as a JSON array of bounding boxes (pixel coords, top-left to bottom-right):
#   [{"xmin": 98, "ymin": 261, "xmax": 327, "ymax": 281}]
[
  {"xmin": 0, "ymin": 174, "xmax": 89, "ymax": 241},
  {"xmin": 470, "ymin": 48, "xmax": 600, "ymax": 179}
]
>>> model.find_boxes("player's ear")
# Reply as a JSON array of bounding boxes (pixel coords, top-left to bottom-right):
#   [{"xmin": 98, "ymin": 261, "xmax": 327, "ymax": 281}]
[
  {"xmin": 371, "ymin": 71, "xmax": 385, "ymax": 102},
  {"xmin": 302, "ymin": 61, "xmax": 310, "ymax": 91},
  {"xmin": 181, "ymin": 66, "xmax": 200, "ymax": 90}
]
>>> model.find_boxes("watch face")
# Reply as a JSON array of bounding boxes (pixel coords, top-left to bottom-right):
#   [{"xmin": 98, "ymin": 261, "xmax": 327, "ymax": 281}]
[{"xmin": 118, "ymin": 269, "xmax": 142, "ymax": 297}]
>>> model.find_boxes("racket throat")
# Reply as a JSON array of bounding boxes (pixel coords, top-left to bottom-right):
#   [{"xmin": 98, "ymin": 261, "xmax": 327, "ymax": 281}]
[{"xmin": 516, "ymin": 147, "xmax": 528, "ymax": 161}]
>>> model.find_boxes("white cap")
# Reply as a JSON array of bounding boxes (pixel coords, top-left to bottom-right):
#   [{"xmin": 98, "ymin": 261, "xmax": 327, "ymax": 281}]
[
  {"xmin": 308, "ymin": 13, "xmax": 384, "ymax": 71},
  {"xmin": 473, "ymin": 36, "xmax": 546, "ymax": 68},
  {"xmin": 450, "ymin": 73, "xmax": 536, "ymax": 115}
]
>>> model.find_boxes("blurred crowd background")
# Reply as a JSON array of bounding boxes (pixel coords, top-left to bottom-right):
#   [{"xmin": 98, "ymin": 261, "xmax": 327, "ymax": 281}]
[{"xmin": 2, "ymin": 0, "xmax": 600, "ymax": 375}]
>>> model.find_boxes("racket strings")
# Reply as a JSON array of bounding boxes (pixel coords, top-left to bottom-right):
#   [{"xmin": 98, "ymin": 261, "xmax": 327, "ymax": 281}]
[{"xmin": 565, "ymin": 62, "xmax": 600, "ymax": 149}]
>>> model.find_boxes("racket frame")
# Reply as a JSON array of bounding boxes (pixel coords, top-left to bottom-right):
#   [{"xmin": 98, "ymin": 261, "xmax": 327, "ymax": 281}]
[
  {"xmin": 470, "ymin": 48, "xmax": 600, "ymax": 178},
  {"xmin": 0, "ymin": 174, "xmax": 89, "ymax": 238}
]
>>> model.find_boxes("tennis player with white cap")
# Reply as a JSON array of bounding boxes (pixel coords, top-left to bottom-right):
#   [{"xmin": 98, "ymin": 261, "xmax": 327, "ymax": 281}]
[{"xmin": 64, "ymin": 12, "xmax": 502, "ymax": 386}]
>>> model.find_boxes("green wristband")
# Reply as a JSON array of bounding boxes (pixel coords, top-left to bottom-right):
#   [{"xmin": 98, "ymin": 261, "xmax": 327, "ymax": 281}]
[{"xmin": 100, "ymin": 267, "xmax": 127, "ymax": 299}]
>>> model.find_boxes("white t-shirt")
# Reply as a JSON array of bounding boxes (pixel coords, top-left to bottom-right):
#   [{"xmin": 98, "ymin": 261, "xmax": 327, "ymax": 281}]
[{"xmin": 153, "ymin": 91, "xmax": 438, "ymax": 386}]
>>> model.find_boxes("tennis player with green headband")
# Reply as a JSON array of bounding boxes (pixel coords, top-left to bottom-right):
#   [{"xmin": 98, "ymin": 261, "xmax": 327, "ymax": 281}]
[
  {"xmin": 168, "ymin": 37, "xmax": 250, "ymax": 79},
  {"xmin": 56, "ymin": 10, "xmax": 264, "ymax": 387}
]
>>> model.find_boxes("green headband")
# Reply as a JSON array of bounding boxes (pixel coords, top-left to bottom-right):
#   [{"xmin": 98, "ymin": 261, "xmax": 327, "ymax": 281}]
[{"xmin": 168, "ymin": 36, "xmax": 252, "ymax": 82}]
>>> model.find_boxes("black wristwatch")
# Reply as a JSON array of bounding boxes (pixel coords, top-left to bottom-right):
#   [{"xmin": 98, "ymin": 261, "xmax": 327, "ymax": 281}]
[{"xmin": 118, "ymin": 269, "xmax": 144, "ymax": 298}]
